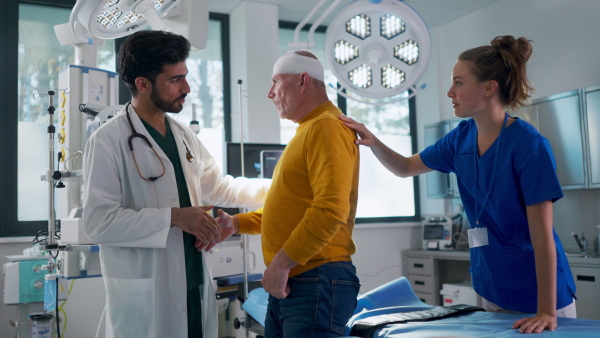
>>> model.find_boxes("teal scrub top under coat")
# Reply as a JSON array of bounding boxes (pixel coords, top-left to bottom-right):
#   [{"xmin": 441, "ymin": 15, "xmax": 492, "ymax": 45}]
[
  {"xmin": 420, "ymin": 116, "xmax": 576, "ymax": 313},
  {"xmin": 142, "ymin": 118, "xmax": 203, "ymax": 337}
]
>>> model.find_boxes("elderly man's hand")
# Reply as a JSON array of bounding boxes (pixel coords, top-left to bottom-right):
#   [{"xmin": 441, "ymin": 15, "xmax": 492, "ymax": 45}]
[
  {"xmin": 262, "ymin": 249, "xmax": 297, "ymax": 299},
  {"xmin": 196, "ymin": 210, "xmax": 239, "ymax": 251}
]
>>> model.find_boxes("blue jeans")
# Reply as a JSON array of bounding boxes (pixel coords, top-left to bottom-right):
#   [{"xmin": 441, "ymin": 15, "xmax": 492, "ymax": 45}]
[{"xmin": 264, "ymin": 261, "xmax": 360, "ymax": 338}]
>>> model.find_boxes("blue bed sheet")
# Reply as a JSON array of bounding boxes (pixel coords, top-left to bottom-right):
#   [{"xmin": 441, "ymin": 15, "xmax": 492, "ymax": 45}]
[{"xmin": 241, "ymin": 277, "xmax": 600, "ymax": 337}]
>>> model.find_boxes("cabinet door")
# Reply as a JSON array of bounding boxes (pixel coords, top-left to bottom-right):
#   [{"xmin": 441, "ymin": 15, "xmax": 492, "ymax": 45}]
[
  {"xmin": 424, "ymin": 121, "xmax": 451, "ymax": 198},
  {"xmin": 585, "ymin": 88, "xmax": 600, "ymax": 188},
  {"xmin": 535, "ymin": 91, "xmax": 586, "ymax": 189},
  {"xmin": 570, "ymin": 266, "xmax": 600, "ymax": 320}
]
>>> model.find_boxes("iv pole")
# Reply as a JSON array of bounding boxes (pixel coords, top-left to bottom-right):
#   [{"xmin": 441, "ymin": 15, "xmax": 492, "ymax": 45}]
[
  {"xmin": 237, "ymin": 79, "xmax": 249, "ymax": 303},
  {"xmin": 237, "ymin": 79, "xmax": 252, "ymax": 338}
]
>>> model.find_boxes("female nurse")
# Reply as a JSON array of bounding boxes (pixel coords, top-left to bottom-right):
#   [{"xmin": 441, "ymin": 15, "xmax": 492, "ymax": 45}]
[{"xmin": 340, "ymin": 35, "xmax": 576, "ymax": 334}]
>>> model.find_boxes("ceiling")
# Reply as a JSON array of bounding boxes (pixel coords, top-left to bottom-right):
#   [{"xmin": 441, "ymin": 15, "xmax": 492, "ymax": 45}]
[{"xmin": 208, "ymin": 0, "xmax": 504, "ymax": 28}]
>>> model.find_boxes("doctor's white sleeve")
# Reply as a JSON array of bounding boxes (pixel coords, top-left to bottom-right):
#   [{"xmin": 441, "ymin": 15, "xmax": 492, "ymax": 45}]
[{"xmin": 195, "ymin": 142, "xmax": 271, "ymax": 210}]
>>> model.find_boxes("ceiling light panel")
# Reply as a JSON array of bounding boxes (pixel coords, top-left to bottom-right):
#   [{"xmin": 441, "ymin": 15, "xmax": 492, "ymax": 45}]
[
  {"xmin": 381, "ymin": 64, "xmax": 405, "ymax": 89},
  {"xmin": 334, "ymin": 40, "xmax": 359, "ymax": 65},
  {"xmin": 346, "ymin": 14, "xmax": 371, "ymax": 40},
  {"xmin": 348, "ymin": 65, "xmax": 372, "ymax": 88},
  {"xmin": 394, "ymin": 40, "xmax": 419, "ymax": 65},
  {"xmin": 380, "ymin": 14, "xmax": 405, "ymax": 40}
]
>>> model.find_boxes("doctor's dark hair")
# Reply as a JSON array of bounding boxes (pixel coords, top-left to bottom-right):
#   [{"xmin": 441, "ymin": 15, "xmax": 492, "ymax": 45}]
[
  {"xmin": 459, "ymin": 35, "xmax": 534, "ymax": 110},
  {"xmin": 117, "ymin": 30, "xmax": 191, "ymax": 96}
]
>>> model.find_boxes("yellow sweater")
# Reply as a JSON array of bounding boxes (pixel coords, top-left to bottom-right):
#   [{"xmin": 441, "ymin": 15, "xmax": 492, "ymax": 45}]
[{"xmin": 237, "ymin": 101, "xmax": 360, "ymax": 277}]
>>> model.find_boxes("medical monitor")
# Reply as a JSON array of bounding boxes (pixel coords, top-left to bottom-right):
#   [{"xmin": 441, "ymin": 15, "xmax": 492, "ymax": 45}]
[
  {"xmin": 226, "ymin": 143, "xmax": 286, "ymax": 179},
  {"xmin": 260, "ymin": 150, "xmax": 283, "ymax": 179}
]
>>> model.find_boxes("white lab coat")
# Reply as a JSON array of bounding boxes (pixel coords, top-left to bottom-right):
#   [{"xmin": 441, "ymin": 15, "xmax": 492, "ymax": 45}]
[{"xmin": 83, "ymin": 106, "xmax": 269, "ymax": 338}]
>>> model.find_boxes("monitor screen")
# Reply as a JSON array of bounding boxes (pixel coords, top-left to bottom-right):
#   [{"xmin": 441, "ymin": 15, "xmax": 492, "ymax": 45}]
[
  {"xmin": 226, "ymin": 143, "xmax": 286, "ymax": 178},
  {"xmin": 260, "ymin": 150, "xmax": 283, "ymax": 179},
  {"xmin": 423, "ymin": 225, "xmax": 444, "ymax": 240}
]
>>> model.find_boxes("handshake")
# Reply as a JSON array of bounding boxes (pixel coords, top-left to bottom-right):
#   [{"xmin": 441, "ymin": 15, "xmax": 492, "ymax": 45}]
[{"xmin": 170, "ymin": 205, "xmax": 239, "ymax": 251}]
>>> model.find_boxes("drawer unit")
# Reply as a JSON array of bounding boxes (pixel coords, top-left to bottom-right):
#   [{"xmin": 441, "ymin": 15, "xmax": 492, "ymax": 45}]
[
  {"xmin": 570, "ymin": 265, "xmax": 600, "ymax": 320},
  {"xmin": 415, "ymin": 292, "xmax": 436, "ymax": 305},
  {"xmin": 403, "ymin": 250, "xmax": 472, "ymax": 307},
  {"xmin": 408, "ymin": 274, "xmax": 435, "ymax": 293},
  {"xmin": 407, "ymin": 257, "xmax": 433, "ymax": 276}
]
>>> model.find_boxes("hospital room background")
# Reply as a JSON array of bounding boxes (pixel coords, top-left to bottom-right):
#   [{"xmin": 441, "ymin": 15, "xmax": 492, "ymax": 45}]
[{"xmin": 1, "ymin": 0, "xmax": 600, "ymax": 337}]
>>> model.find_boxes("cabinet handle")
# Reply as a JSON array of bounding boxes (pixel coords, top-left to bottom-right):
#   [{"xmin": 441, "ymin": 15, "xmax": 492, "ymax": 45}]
[
  {"xmin": 413, "ymin": 263, "xmax": 424, "ymax": 268},
  {"xmin": 415, "ymin": 280, "xmax": 425, "ymax": 285},
  {"xmin": 577, "ymin": 275, "xmax": 595, "ymax": 282}
]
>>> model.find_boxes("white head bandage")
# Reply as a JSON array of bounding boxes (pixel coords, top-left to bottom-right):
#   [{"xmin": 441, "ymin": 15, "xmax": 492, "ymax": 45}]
[{"xmin": 272, "ymin": 50, "xmax": 325, "ymax": 82}]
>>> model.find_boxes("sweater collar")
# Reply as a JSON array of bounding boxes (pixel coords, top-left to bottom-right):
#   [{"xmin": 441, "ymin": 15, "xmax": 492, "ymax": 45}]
[{"xmin": 297, "ymin": 101, "xmax": 335, "ymax": 125}]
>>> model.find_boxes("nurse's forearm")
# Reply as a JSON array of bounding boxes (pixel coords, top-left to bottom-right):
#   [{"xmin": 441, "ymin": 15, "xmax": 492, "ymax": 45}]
[
  {"xmin": 527, "ymin": 201, "xmax": 557, "ymax": 317},
  {"xmin": 534, "ymin": 238, "xmax": 557, "ymax": 316},
  {"xmin": 371, "ymin": 144, "xmax": 432, "ymax": 178}
]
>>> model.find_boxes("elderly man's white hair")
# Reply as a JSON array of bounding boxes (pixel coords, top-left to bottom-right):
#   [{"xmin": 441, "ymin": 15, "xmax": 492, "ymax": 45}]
[{"xmin": 272, "ymin": 50, "xmax": 325, "ymax": 82}]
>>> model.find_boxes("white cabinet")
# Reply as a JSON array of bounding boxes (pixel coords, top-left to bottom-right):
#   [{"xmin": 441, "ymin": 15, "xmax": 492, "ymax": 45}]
[
  {"xmin": 403, "ymin": 250, "xmax": 475, "ymax": 306},
  {"xmin": 528, "ymin": 85, "xmax": 600, "ymax": 190},
  {"xmin": 531, "ymin": 90, "xmax": 587, "ymax": 190},
  {"xmin": 584, "ymin": 85, "xmax": 600, "ymax": 188}
]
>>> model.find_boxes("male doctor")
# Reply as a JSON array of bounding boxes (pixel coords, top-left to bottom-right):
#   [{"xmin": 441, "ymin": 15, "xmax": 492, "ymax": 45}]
[{"xmin": 83, "ymin": 30, "xmax": 269, "ymax": 337}]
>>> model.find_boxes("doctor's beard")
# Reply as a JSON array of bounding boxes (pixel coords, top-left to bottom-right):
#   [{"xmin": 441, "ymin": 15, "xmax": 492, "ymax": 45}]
[{"xmin": 150, "ymin": 87, "xmax": 186, "ymax": 114}]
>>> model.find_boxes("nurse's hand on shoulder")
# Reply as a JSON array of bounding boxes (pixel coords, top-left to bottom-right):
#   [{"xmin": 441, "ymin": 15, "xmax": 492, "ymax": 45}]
[
  {"xmin": 338, "ymin": 115, "xmax": 379, "ymax": 147},
  {"xmin": 197, "ymin": 210, "xmax": 238, "ymax": 251},
  {"xmin": 171, "ymin": 205, "xmax": 220, "ymax": 244},
  {"xmin": 512, "ymin": 313, "xmax": 557, "ymax": 334}
]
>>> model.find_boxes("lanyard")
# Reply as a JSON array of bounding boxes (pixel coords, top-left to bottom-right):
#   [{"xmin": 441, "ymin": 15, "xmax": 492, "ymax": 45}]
[{"xmin": 473, "ymin": 113, "xmax": 508, "ymax": 226}]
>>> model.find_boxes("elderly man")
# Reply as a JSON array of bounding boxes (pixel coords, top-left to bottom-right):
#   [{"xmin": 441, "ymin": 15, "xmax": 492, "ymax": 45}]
[{"xmin": 204, "ymin": 50, "xmax": 361, "ymax": 337}]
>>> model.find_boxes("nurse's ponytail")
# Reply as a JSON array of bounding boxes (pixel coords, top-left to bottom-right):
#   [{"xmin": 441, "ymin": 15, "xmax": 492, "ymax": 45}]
[{"xmin": 458, "ymin": 35, "xmax": 534, "ymax": 110}]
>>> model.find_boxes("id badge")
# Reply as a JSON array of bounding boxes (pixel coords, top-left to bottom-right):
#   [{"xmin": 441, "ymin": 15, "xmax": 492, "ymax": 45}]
[{"xmin": 468, "ymin": 227, "xmax": 489, "ymax": 248}]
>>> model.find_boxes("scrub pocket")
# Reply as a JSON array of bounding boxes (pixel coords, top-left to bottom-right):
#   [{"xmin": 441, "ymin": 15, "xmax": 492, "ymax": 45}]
[{"xmin": 105, "ymin": 277, "xmax": 155, "ymax": 338}]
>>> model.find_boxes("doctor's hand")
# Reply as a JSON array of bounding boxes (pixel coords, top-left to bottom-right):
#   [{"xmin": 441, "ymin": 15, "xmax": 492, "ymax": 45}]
[
  {"xmin": 197, "ymin": 210, "xmax": 239, "ymax": 251},
  {"xmin": 512, "ymin": 313, "xmax": 557, "ymax": 334},
  {"xmin": 262, "ymin": 249, "xmax": 297, "ymax": 299},
  {"xmin": 171, "ymin": 206, "xmax": 220, "ymax": 244},
  {"xmin": 338, "ymin": 115, "xmax": 380, "ymax": 147}
]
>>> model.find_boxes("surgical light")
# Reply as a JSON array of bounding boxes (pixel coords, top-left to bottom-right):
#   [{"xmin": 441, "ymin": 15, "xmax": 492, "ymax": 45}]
[
  {"xmin": 381, "ymin": 64, "xmax": 405, "ymax": 89},
  {"xmin": 334, "ymin": 40, "xmax": 359, "ymax": 65},
  {"xmin": 380, "ymin": 14, "xmax": 405, "ymax": 40},
  {"xmin": 324, "ymin": 0, "xmax": 431, "ymax": 101},
  {"xmin": 346, "ymin": 14, "xmax": 371, "ymax": 40},
  {"xmin": 394, "ymin": 40, "xmax": 419, "ymax": 65},
  {"xmin": 349, "ymin": 65, "xmax": 372, "ymax": 88},
  {"xmin": 55, "ymin": 0, "xmax": 209, "ymax": 50}
]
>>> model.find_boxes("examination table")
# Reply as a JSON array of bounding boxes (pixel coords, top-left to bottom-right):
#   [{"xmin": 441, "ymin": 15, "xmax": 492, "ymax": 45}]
[{"xmin": 241, "ymin": 277, "xmax": 600, "ymax": 337}]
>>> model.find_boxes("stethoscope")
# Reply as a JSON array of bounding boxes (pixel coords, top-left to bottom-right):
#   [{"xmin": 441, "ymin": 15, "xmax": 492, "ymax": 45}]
[
  {"xmin": 125, "ymin": 103, "xmax": 196, "ymax": 182},
  {"xmin": 124, "ymin": 103, "xmax": 196, "ymax": 182},
  {"xmin": 125, "ymin": 102, "xmax": 166, "ymax": 182}
]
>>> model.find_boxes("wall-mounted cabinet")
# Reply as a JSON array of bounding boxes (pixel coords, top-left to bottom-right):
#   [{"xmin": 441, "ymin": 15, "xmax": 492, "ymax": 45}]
[
  {"xmin": 584, "ymin": 85, "xmax": 600, "ymax": 188},
  {"xmin": 528, "ymin": 86, "xmax": 599, "ymax": 190},
  {"xmin": 424, "ymin": 120, "xmax": 461, "ymax": 199}
]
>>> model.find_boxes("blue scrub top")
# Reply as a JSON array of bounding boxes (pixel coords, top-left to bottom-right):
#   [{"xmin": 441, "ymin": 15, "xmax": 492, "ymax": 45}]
[{"xmin": 420, "ymin": 116, "xmax": 576, "ymax": 313}]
